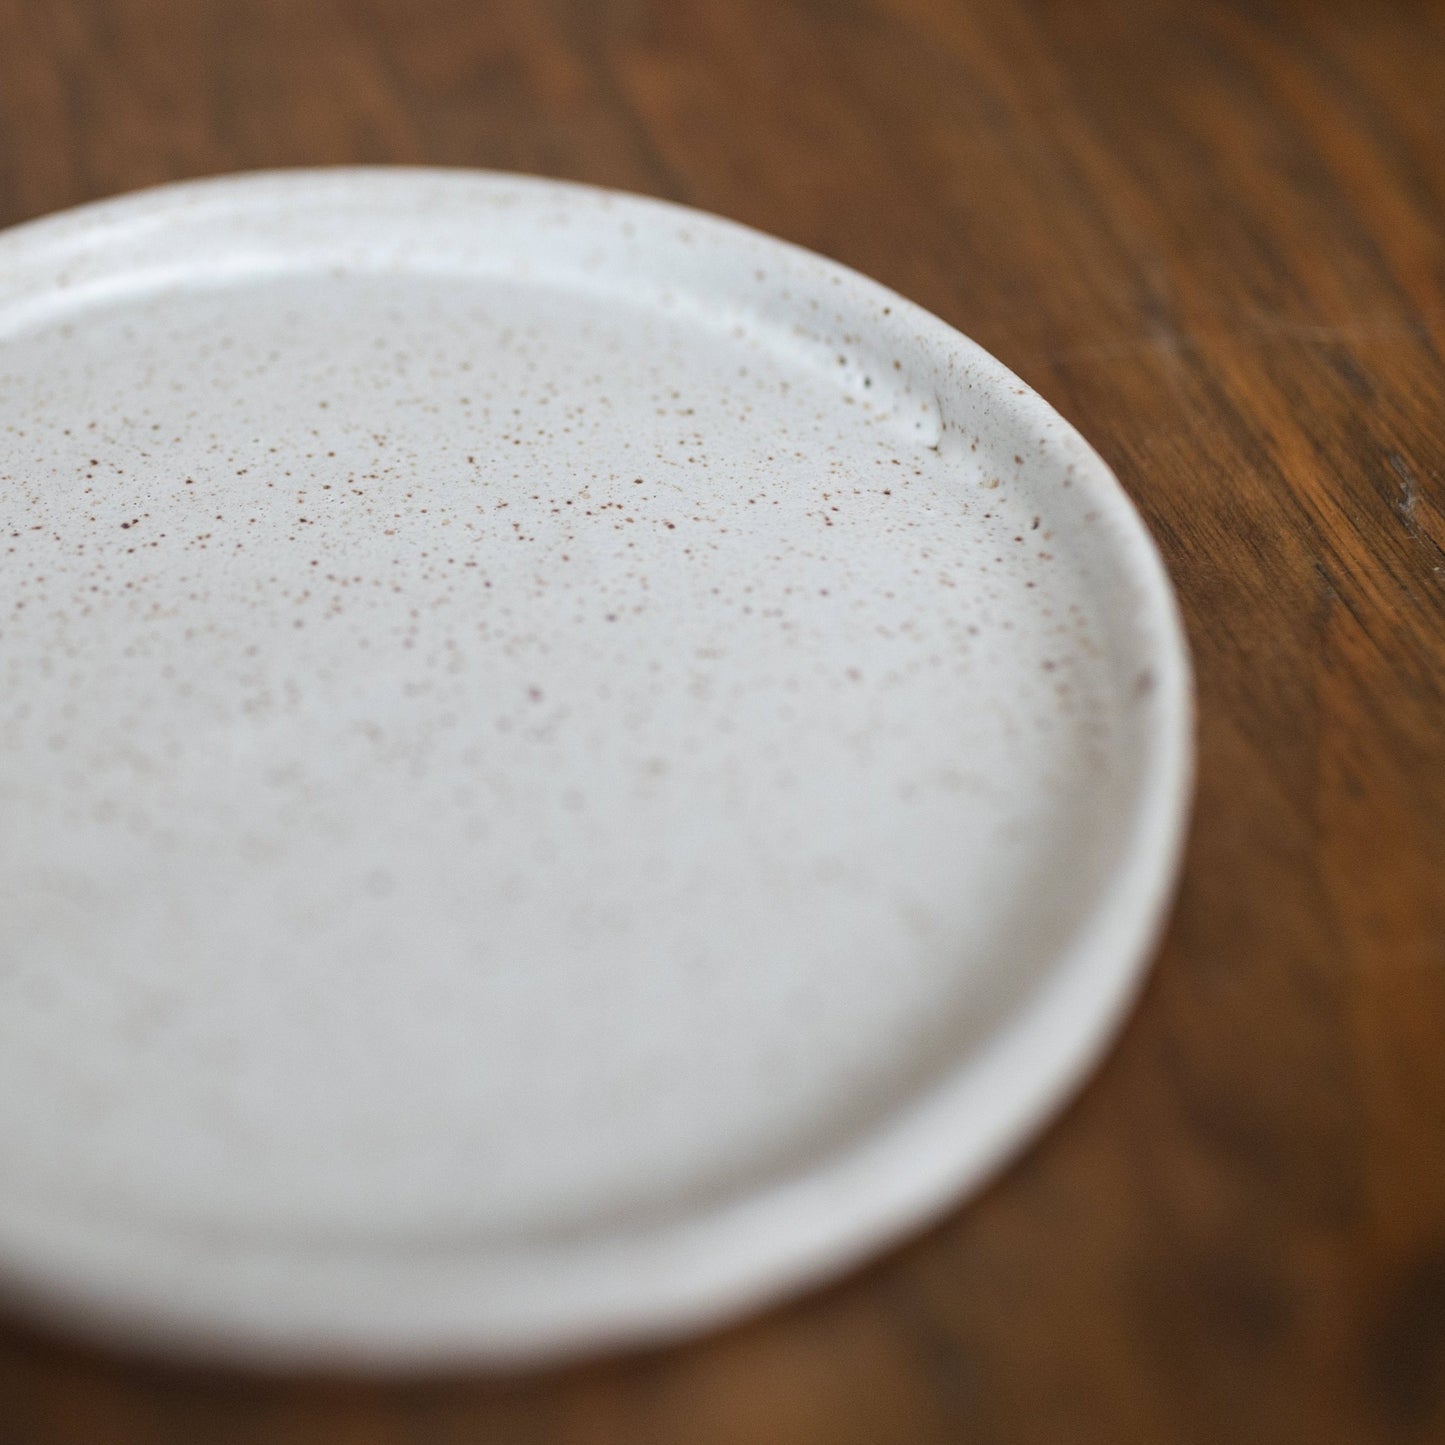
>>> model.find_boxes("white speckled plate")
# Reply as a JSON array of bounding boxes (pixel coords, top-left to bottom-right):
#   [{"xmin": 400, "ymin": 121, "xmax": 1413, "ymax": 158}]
[{"xmin": 0, "ymin": 169, "xmax": 1191, "ymax": 1368}]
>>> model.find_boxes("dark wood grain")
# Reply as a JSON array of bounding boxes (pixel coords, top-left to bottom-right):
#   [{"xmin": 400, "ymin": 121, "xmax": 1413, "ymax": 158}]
[{"xmin": 0, "ymin": 1, "xmax": 1442, "ymax": 1440}]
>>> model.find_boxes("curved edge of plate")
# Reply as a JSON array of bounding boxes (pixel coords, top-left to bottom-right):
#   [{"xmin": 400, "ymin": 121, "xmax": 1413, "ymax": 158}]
[{"xmin": 0, "ymin": 168, "xmax": 1195, "ymax": 1370}]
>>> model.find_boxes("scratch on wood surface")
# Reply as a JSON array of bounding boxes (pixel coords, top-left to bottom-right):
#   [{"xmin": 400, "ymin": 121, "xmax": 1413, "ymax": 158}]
[
  {"xmin": 1387, "ymin": 452, "xmax": 1418, "ymax": 521},
  {"xmin": 1385, "ymin": 452, "xmax": 1445, "ymax": 571}
]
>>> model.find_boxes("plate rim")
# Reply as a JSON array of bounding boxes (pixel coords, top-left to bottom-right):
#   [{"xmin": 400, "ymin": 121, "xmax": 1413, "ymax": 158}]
[{"xmin": 0, "ymin": 166, "xmax": 1195, "ymax": 1368}]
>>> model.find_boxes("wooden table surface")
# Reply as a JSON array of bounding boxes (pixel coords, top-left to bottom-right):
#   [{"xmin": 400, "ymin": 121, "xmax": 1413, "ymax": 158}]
[{"xmin": 1, "ymin": 1, "xmax": 1442, "ymax": 1440}]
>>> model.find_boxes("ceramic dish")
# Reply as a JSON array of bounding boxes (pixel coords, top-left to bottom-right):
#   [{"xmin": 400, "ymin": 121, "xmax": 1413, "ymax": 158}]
[{"xmin": 0, "ymin": 169, "xmax": 1191, "ymax": 1367}]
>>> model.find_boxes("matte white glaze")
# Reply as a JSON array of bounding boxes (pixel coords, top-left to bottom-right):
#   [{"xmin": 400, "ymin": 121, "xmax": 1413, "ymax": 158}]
[{"xmin": 0, "ymin": 170, "xmax": 1191, "ymax": 1366}]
